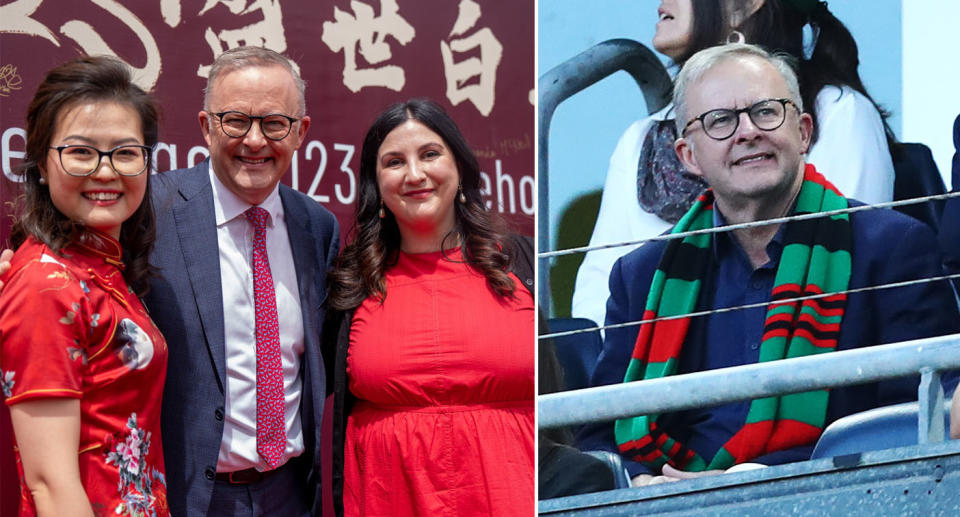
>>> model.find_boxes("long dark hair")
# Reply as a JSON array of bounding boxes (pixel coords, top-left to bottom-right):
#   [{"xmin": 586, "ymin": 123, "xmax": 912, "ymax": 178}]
[
  {"xmin": 739, "ymin": 0, "xmax": 893, "ymax": 144},
  {"xmin": 328, "ymin": 98, "xmax": 515, "ymax": 311},
  {"xmin": 675, "ymin": 0, "xmax": 892, "ymax": 145},
  {"xmin": 11, "ymin": 55, "xmax": 159, "ymax": 296}
]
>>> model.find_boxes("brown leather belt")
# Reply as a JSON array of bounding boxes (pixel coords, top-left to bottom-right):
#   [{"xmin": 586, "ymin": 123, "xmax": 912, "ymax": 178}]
[{"xmin": 215, "ymin": 466, "xmax": 280, "ymax": 485}]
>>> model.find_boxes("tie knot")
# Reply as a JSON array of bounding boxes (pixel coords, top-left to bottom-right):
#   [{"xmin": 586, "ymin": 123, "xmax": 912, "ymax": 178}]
[{"xmin": 245, "ymin": 206, "xmax": 269, "ymax": 232}]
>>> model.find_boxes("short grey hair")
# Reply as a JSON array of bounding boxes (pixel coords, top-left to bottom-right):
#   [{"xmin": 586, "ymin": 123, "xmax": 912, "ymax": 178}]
[
  {"xmin": 673, "ymin": 43, "xmax": 802, "ymax": 134},
  {"xmin": 203, "ymin": 46, "xmax": 306, "ymax": 117}
]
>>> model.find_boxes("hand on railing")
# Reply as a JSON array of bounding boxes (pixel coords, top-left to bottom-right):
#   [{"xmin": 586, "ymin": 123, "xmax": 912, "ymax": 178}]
[{"xmin": 631, "ymin": 462, "xmax": 767, "ymax": 487}]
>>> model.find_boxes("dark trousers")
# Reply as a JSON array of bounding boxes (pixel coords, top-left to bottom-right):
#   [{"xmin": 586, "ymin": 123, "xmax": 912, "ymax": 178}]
[{"xmin": 207, "ymin": 461, "xmax": 310, "ymax": 517}]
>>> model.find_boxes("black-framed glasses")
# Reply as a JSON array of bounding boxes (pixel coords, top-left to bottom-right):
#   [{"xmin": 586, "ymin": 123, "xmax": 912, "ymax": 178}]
[
  {"xmin": 212, "ymin": 111, "xmax": 300, "ymax": 141},
  {"xmin": 682, "ymin": 98, "xmax": 799, "ymax": 141},
  {"xmin": 48, "ymin": 144, "xmax": 151, "ymax": 177}
]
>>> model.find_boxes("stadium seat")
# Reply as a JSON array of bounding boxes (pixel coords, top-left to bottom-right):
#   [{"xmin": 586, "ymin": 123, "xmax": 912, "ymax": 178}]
[
  {"xmin": 810, "ymin": 401, "xmax": 951, "ymax": 460},
  {"xmin": 584, "ymin": 450, "xmax": 632, "ymax": 489},
  {"xmin": 891, "ymin": 142, "xmax": 946, "ymax": 232},
  {"xmin": 547, "ymin": 317, "xmax": 603, "ymax": 392}
]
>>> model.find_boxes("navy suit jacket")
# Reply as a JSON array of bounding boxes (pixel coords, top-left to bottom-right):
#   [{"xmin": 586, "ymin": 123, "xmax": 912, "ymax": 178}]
[{"xmin": 146, "ymin": 160, "xmax": 339, "ymax": 516}]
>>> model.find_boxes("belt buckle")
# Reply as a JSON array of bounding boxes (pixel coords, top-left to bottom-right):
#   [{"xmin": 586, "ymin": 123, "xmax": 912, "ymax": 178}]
[{"xmin": 228, "ymin": 468, "xmax": 263, "ymax": 484}]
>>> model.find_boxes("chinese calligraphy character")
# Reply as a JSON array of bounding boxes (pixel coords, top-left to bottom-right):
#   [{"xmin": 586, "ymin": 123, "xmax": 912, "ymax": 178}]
[
  {"xmin": 321, "ymin": 0, "xmax": 415, "ymax": 93},
  {"xmin": 0, "ymin": 0, "xmax": 58, "ymax": 45},
  {"xmin": 0, "ymin": 0, "xmax": 161, "ymax": 91},
  {"xmin": 440, "ymin": 0, "xmax": 502, "ymax": 116},
  {"xmin": 194, "ymin": 0, "xmax": 292, "ymax": 78}
]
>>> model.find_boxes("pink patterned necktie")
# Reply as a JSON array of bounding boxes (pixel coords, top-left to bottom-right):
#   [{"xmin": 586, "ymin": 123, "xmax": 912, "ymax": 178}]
[{"xmin": 245, "ymin": 207, "xmax": 285, "ymax": 469}]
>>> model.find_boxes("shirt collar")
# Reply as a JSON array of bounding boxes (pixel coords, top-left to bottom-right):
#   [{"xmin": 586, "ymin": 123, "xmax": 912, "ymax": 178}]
[
  {"xmin": 711, "ymin": 204, "xmax": 788, "ymax": 268},
  {"xmin": 208, "ymin": 163, "xmax": 283, "ymax": 228}
]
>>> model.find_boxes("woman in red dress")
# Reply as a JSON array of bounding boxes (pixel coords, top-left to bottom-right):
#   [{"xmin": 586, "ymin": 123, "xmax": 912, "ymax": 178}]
[
  {"xmin": 0, "ymin": 56, "xmax": 167, "ymax": 517},
  {"xmin": 326, "ymin": 99, "xmax": 534, "ymax": 516}
]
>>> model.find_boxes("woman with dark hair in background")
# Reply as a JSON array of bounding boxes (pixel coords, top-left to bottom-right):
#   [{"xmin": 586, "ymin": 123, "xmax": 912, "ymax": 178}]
[
  {"xmin": 0, "ymin": 56, "xmax": 167, "ymax": 516},
  {"xmin": 326, "ymin": 98, "xmax": 534, "ymax": 516},
  {"xmin": 573, "ymin": 0, "xmax": 895, "ymax": 329}
]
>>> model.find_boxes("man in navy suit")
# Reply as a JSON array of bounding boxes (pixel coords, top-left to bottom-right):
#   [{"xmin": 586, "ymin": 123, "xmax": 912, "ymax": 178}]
[
  {"xmin": 147, "ymin": 47, "xmax": 338, "ymax": 516},
  {"xmin": 579, "ymin": 43, "xmax": 959, "ymax": 488}
]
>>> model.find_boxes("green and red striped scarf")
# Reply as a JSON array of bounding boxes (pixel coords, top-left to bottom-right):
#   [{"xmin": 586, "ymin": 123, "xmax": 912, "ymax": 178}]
[{"xmin": 615, "ymin": 164, "xmax": 852, "ymax": 472}]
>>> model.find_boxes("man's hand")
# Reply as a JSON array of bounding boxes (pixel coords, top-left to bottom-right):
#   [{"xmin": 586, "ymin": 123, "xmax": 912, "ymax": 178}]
[
  {"xmin": 0, "ymin": 248, "xmax": 13, "ymax": 290},
  {"xmin": 660, "ymin": 463, "xmax": 725, "ymax": 480},
  {"xmin": 633, "ymin": 462, "xmax": 768, "ymax": 487},
  {"xmin": 630, "ymin": 474, "xmax": 679, "ymax": 487}
]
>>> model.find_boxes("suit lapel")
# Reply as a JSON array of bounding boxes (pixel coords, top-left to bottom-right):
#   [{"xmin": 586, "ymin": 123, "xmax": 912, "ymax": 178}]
[
  {"xmin": 280, "ymin": 187, "xmax": 320, "ymax": 339},
  {"xmin": 173, "ymin": 164, "xmax": 228, "ymax": 388},
  {"xmin": 279, "ymin": 187, "xmax": 323, "ymax": 454}
]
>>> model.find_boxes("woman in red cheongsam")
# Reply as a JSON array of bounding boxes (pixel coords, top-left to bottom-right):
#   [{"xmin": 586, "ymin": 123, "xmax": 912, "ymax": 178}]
[
  {"xmin": 326, "ymin": 99, "xmax": 534, "ymax": 517},
  {"xmin": 0, "ymin": 56, "xmax": 168, "ymax": 517}
]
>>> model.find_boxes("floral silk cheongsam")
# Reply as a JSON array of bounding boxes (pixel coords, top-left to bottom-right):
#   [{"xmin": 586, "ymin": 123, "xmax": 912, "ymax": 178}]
[{"xmin": 0, "ymin": 232, "xmax": 169, "ymax": 517}]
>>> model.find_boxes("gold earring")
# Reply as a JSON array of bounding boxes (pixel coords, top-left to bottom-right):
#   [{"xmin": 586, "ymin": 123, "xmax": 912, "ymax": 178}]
[{"xmin": 458, "ymin": 185, "xmax": 466, "ymax": 203}]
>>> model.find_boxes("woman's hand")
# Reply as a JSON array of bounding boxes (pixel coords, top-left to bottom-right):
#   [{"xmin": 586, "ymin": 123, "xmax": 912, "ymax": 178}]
[
  {"xmin": 9, "ymin": 398, "xmax": 95, "ymax": 517},
  {"xmin": 0, "ymin": 248, "xmax": 13, "ymax": 290}
]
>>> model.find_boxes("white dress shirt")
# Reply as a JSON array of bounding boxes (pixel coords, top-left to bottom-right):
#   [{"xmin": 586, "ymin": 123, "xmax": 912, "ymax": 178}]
[
  {"xmin": 208, "ymin": 166, "xmax": 305, "ymax": 472},
  {"xmin": 572, "ymin": 86, "xmax": 895, "ymax": 329}
]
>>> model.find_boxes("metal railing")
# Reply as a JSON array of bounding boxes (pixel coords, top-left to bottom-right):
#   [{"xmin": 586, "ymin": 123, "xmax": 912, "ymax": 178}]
[
  {"xmin": 539, "ymin": 333, "xmax": 960, "ymax": 444},
  {"xmin": 537, "ymin": 39, "xmax": 672, "ymax": 315}
]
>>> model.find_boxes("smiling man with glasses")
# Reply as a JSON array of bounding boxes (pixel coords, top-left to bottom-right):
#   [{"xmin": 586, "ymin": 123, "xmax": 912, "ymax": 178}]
[
  {"xmin": 578, "ymin": 43, "xmax": 959, "ymax": 489},
  {"xmin": 144, "ymin": 47, "xmax": 339, "ymax": 517}
]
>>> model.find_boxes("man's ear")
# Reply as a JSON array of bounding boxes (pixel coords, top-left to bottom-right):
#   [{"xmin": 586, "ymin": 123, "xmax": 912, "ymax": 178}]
[
  {"xmin": 675, "ymin": 136, "xmax": 704, "ymax": 178},
  {"xmin": 198, "ymin": 111, "xmax": 213, "ymax": 147},
  {"xmin": 798, "ymin": 112, "xmax": 813, "ymax": 154},
  {"xmin": 293, "ymin": 115, "xmax": 311, "ymax": 149}
]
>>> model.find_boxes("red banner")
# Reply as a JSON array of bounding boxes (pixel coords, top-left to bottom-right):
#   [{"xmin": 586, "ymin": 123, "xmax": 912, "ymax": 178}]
[{"xmin": 0, "ymin": 0, "xmax": 535, "ymax": 239}]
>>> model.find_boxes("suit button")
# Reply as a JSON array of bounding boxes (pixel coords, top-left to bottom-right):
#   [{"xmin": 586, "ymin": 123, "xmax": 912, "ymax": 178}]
[
  {"xmin": 215, "ymin": 408, "xmax": 224, "ymax": 421},
  {"xmin": 205, "ymin": 467, "xmax": 216, "ymax": 481}
]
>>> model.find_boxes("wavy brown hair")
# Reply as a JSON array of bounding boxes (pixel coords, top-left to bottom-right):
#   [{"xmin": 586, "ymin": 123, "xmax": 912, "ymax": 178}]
[
  {"xmin": 10, "ymin": 55, "xmax": 159, "ymax": 296},
  {"xmin": 329, "ymin": 98, "xmax": 516, "ymax": 310}
]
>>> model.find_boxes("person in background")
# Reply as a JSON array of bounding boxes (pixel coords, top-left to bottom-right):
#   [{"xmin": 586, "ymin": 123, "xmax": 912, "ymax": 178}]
[
  {"xmin": 579, "ymin": 43, "xmax": 958, "ymax": 487},
  {"xmin": 325, "ymin": 98, "xmax": 534, "ymax": 516},
  {"xmin": 538, "ymin": 312, "xmax": 616, "ymax": 499},
  {"xmin": 1, "ymin": 56, "xmax": 167, "ymax": 516},
  {"xmin": 573, "ymin": 0, "xmax": 895, "ymax": 329},
  {"xmin": 146, "ymin": 46, "xmax": 339, "ymax": 516}
]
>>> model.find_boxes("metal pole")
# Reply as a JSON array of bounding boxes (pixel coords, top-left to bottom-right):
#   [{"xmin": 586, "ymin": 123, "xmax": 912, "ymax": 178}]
[{"xmin": 537, "ymin": 39, "xmax": 672, "ymax": 316}]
